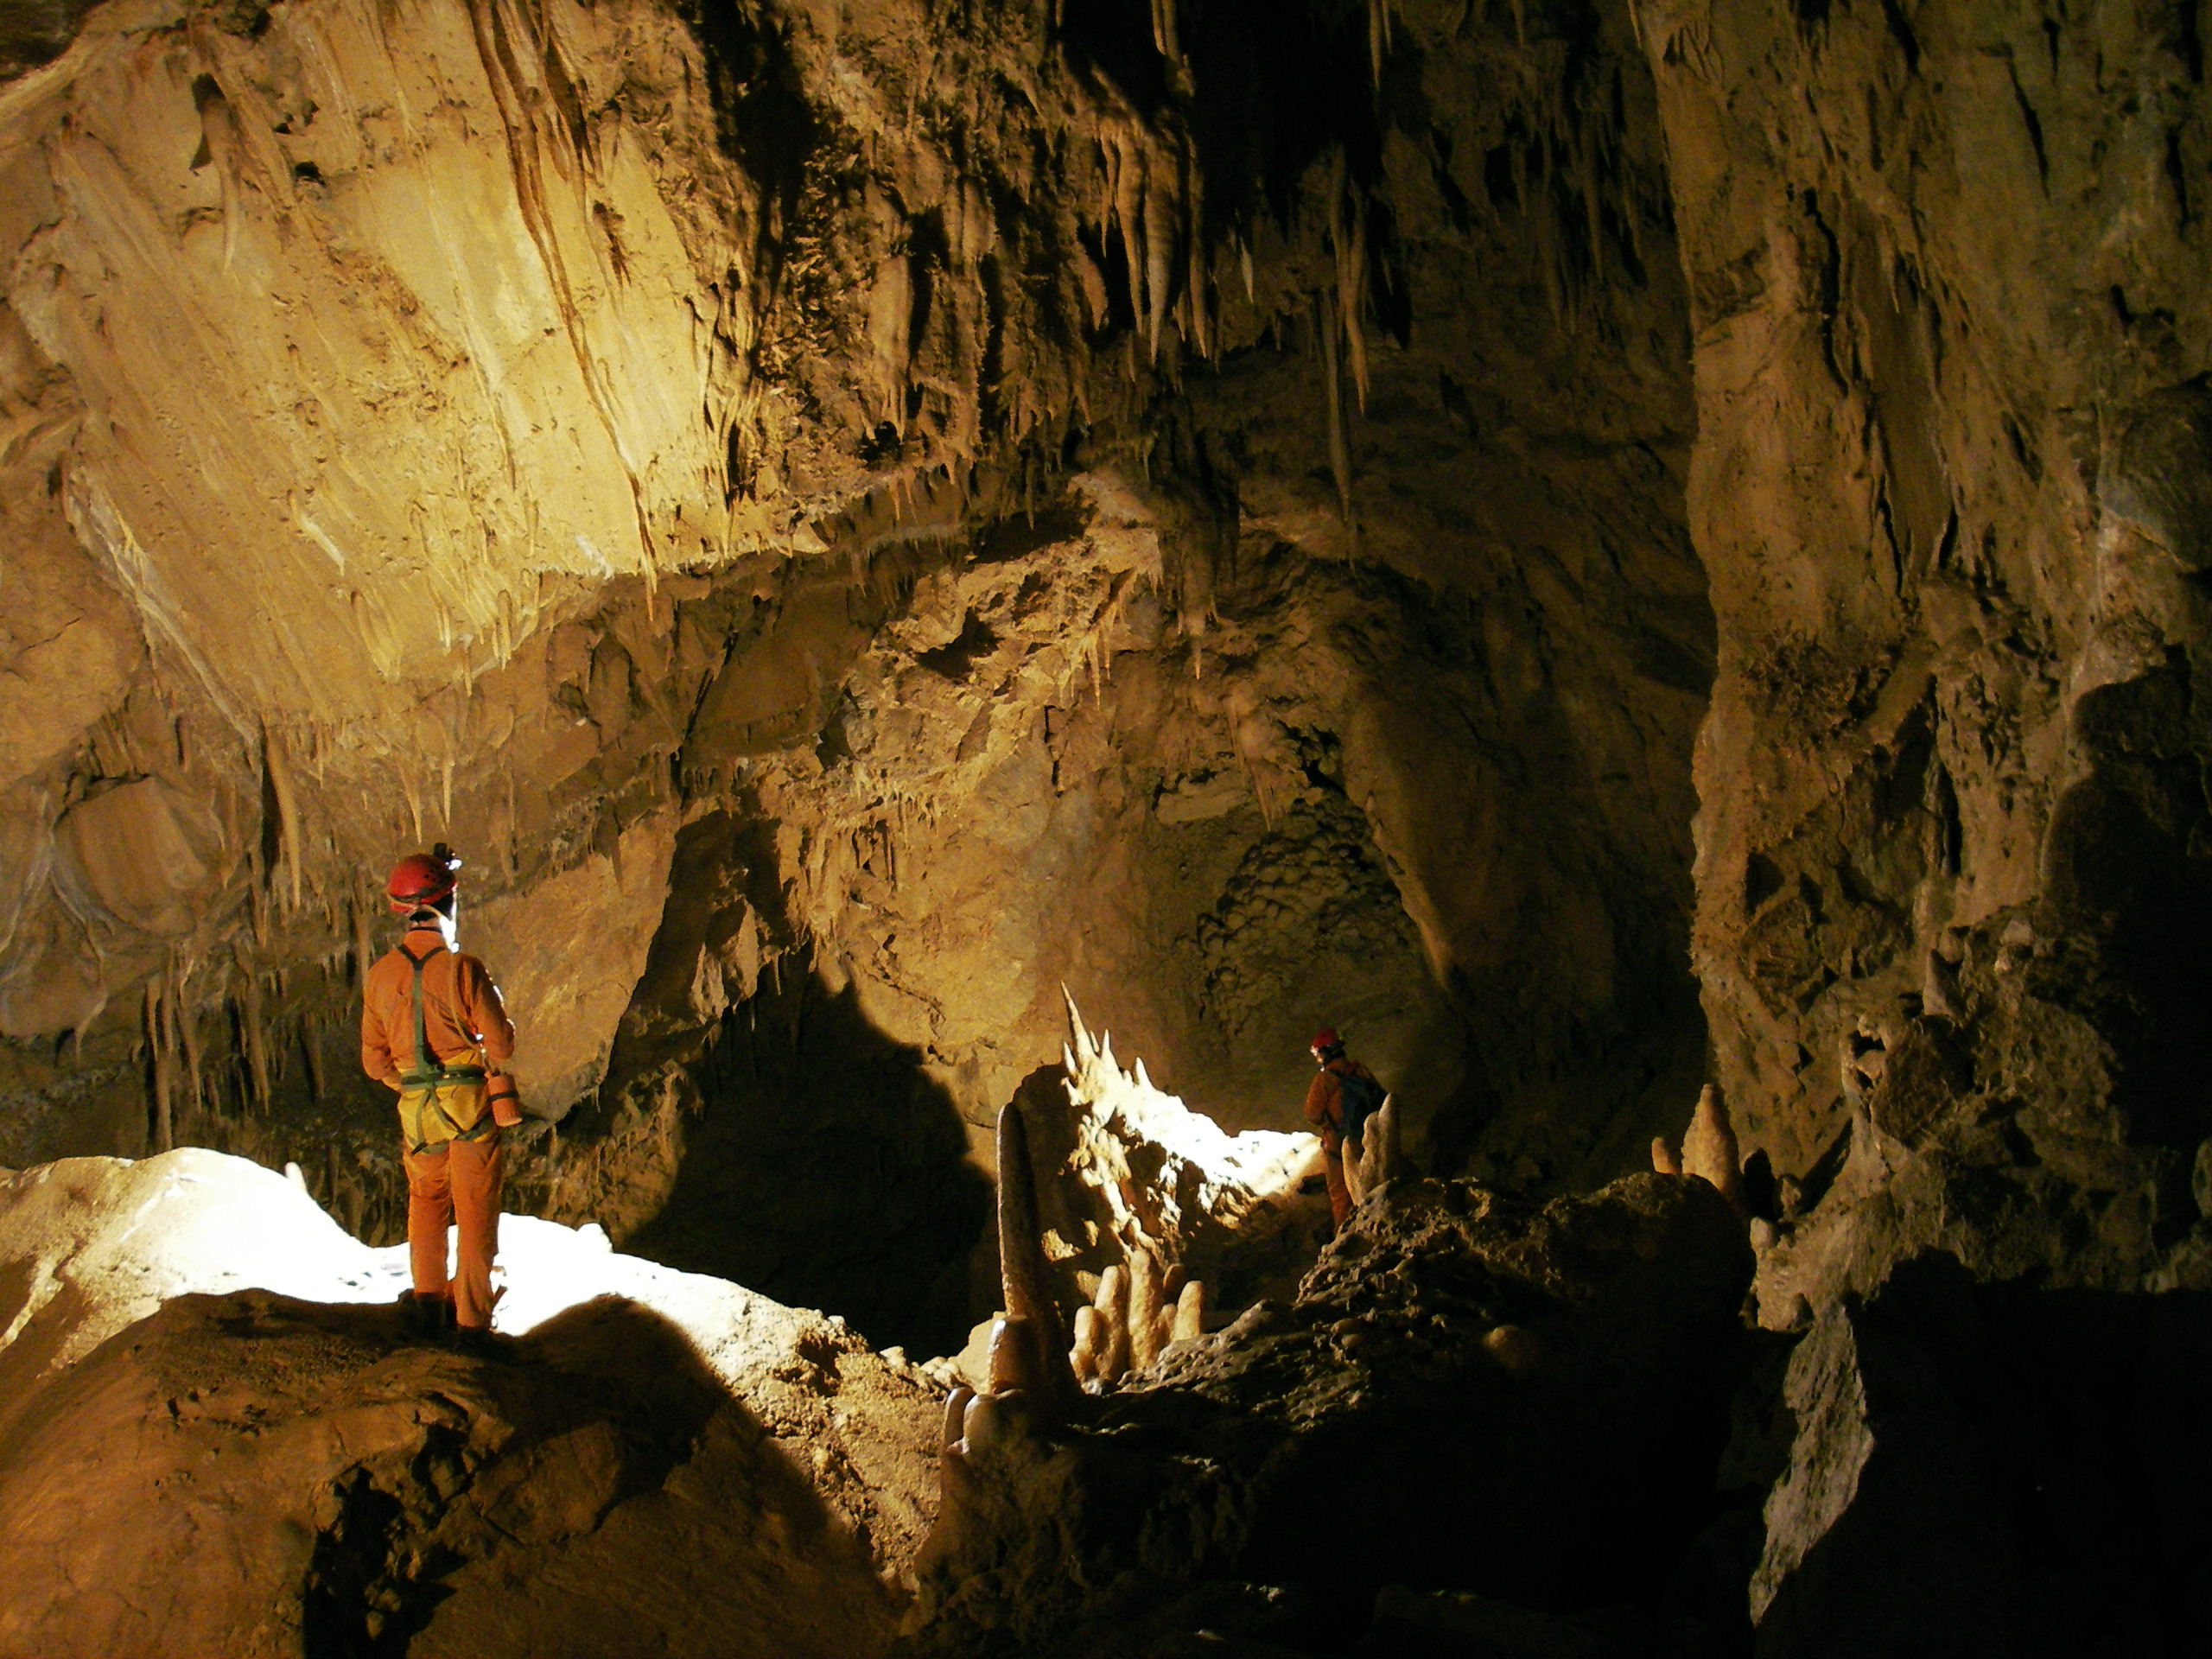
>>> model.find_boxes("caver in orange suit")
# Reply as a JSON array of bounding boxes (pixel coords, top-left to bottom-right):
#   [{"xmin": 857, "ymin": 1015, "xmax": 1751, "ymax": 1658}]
[
  {"xmin": 360, "ymin": 847, "xmax": 521, "ymax": 1332},
  {"xmin": 1302, "ymin": 1028, "xmax": 1378, "ymax": 1232}
]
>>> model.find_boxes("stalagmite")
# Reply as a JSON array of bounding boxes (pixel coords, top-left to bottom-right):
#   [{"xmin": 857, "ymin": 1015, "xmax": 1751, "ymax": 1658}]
[
  {"xmin": 987, "ymin": 1313, "xmax": 1046, "ymax": 1395},
  {"xmin": 1680, "ymin": 1084, "xmax": 1745, "ymax": 1211},
  {"xmin": 1071, "ymin": 1305, "xmax": 1102, "ymax": 1384},
  {"xmin": 1170, "ymin": 1277, "xmax": 1205, "ymax": 1344},
  {"xmin": 1066, "ymin": 1238, "xmax": 1206, "ymax": 1388},
  {"xmin": 1095, "ymin": 1262, "xmax": 1131, "ymax": 1381},
  {"xmin": 1651, "ymin": 1135, "xmax": 1682, "ymax": 1176},
  {"xmin": 1127, "ymin": 1248, "xmax": 1164, "ymax": 1370},
  {"xmin": 1343, "ymin": 1094, "xmax": 1401, "ymax": 1207},
  {"xmin": 941, "ymin": 1387, "xmax": 972, "ymax": 1471},
  {"xmin": 995, "ymin": 1102, "xmax": 1079, "ymax": 1414}
]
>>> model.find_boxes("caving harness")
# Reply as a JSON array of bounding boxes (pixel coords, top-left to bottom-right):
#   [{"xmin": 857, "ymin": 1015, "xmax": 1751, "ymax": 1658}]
[{"xmin": 395, "ymin": 935, "xmax": 493, "ymax": 1156}]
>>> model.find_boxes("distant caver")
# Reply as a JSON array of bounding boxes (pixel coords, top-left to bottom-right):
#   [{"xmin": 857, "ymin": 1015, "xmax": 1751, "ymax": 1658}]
[
  {"xmin": 360, "ymin": 844, "xmax": 523, "ymax": 1348},
  {"xmin": 1302, "ymin": 1025, "xmax": 1382, "ymax": 1232}
]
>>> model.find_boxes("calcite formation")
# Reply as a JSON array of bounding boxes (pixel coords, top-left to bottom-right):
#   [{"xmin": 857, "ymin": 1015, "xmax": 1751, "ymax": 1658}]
[
  {"xmin": 1644, "ymin": 0, "xmax": 2212, "ymax": 1307},
  {"xmin": 1340, "ymin": 1085, "xmax": 1402, "ymax": 1207},
  {"xmin": 909, "ymin": 1166, "xmax": 1756, "ymax": 1655},
  {"xmin": 0, "ymin": 0, "xmax": 2210, "ymax": 1649},
  {"xmin": 1066, "ymin": 1243, "xmax": 1207, "ymax": 1388},
  {"xmin": 1653, "ymin": 1081, "xmax": 1747, "ymax": 1213}
]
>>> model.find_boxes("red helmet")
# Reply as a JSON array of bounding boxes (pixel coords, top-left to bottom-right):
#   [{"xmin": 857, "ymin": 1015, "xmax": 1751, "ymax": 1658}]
[
  {"xmin": 386, "ymin": 847, "xmax": 460, "ymax": 913},
  {"xmin": 1310, "ymin": 1027, "xmax": 1342, "ymax": 1052}
]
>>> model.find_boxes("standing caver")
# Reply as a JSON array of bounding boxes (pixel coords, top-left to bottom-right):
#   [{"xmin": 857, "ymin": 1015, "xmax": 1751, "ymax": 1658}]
[{"xmin": 359, "ymin": 844, "xmax": 521, "ymax": 1347}]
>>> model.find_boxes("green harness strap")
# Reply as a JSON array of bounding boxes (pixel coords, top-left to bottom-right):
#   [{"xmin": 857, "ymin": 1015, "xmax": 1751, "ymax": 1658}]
[{"xmin": 398, "ymin": 939, "xmax": 490, "ymax": 1154}]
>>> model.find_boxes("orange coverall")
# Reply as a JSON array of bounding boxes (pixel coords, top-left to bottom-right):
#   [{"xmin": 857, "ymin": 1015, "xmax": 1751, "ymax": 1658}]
[
  {"xmin": 360, "ymin": 922, "xmax": 518, "ymax": 1329},
  {"xmin": 1304, "ymin": 1055, "xmax": 1379, "ymax": 1230}
]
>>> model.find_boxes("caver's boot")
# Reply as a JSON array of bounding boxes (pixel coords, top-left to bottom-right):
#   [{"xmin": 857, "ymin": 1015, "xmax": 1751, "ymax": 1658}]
[
  {"xmin": 448, "ymin": 1322, "xmax": 511, "ymax": 1362},
  {"xmin": 397, "ymin": 1289, "xmax": 454, "ymax": 1340}
]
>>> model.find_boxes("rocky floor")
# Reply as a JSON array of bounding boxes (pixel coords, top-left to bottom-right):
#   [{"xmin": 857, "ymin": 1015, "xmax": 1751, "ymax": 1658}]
[{"xmin": 0, "ymin": 1292, "xmax": 901, "ymax": 1659}]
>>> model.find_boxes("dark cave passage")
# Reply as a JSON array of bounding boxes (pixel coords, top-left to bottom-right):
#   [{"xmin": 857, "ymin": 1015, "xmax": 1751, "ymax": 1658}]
[{"xmin": 622, "ymin": 954, "xmax": 994, "ymax": 1359}]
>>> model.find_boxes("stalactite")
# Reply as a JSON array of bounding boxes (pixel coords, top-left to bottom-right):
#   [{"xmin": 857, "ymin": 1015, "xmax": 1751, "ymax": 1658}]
[
  {"xmin": 1149, "ymin": 0, "xmax": 1179, "ymax": 63},
  {"xmin": 353, "ymin": 895, "xmax": 374, "ymax": 989},
  {"xmin": 1142, "ymin": 149, "xmax": 1175, "ymax": 359},
  {"xmin": 1318, "ymin": 291, "xmax": 1354, "ymax": 528},
  {"xmin": 237, "ymin": 957, "xmax": 271, "ymax": 1115},
  {"xmin": 1327, "ymin": 149, "xmax": 1371, "ymax": 408},
  {"xmin": 1367, "ymin": 0, "xmax": 1395, "ymax": 86},
  {"xmin": 260, "ymin": 722, "xmax": 304, "ymax": 914},
  {"xmin": 144, "ymin": 981, "xmax": 174, "ymax": 1154},
  {"xmin": 301, "ymin": 1020, "xmax": 327, "ymax": 1103}
]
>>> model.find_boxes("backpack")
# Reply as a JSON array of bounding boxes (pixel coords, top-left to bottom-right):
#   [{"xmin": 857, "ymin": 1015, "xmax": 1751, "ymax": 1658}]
[{"xmin": 1336, "ymin": 1067, "xmax": 1385, "ymax": 1147}]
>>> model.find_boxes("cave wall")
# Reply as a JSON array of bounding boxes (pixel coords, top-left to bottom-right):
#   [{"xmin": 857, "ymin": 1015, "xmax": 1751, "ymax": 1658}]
[
  {"xmin": 0, "ymin": 0, "xmax": 1712, "ymax": 1341},
  {"xmin": 1641, "ymin": 0, "xmax": 2212, "ymax": 1295}
]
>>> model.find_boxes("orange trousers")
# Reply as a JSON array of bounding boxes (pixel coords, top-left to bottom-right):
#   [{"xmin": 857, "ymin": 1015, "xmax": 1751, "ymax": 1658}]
[
  {"xmin": 403, "ymin": 1131, "xmax": 504, "ymax": 1329},
  {"xmin": 1322, "ymin": 1146, "xmax": 1351, "ymax": 1231}
]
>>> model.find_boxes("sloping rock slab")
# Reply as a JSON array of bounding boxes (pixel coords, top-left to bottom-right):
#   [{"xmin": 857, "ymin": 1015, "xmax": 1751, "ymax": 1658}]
[{"xmin": 0, "ymin": 1289, "xmax": 899, "ymax": 1658}]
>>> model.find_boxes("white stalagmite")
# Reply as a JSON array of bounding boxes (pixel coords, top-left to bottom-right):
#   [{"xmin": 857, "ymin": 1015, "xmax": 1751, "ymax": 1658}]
[
  {"xmin": 1171, "ymin": 1276, "xmax": 1206, "ymax": 1343},
  {"xmin": 1065, "ymin": 1235, "xmax": 1208, "ymax": 1389},
  {"xmin": 1071, "ymin": 1304, "xmax": 1102, "ymax": 1384},
  {"xmin": 1095, "ymin": 1262, "xmax": 1132, "ymax": 1380},
  {"xmin": 1127, "ymin": 1249, "xmax": 1163, "ymax": 1370},
  {"xmin": 1343, "ymin": 1093, "xmax": 1402, "ymax": 1208},
  {"xmin": 1681, "ymin": 1084, "xmax": 1746, "ymax": 1211},
  {"xmin": 1057, "ymin": 988, "xmax": 1319, "ymax": 1263}
]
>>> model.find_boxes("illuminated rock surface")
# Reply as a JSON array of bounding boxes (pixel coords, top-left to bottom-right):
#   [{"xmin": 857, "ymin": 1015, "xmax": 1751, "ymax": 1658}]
[
  {"xmin": 2, "ymin": 0, "xmax": 2212, "ymax": 1651},
  {"xmin": 0, "ymin": 1148, "xmax": 938, "ymax": 1655}
]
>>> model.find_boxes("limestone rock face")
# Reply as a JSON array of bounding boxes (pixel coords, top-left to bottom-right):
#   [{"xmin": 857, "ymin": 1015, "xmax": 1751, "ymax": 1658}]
[
  {"xmin": 466, "ymin": 810, "xmax": 677, "ymax": 1119},
  {"xmin": 1641, "ymin": 0, "xmax": 2212, "ymax": 1294},
  {"xmin": 0, "ymin": 0, "xmax": 1713, "ymax": 1256},
  {"xmin": 0, "ymin": 0, "xmax": 737, "ymax": 735}
]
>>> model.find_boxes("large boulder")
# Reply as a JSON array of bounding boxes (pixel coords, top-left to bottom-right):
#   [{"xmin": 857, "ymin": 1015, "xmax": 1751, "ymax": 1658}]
[
  {"xmin": 0, "ymin": 1291, "xmax": 901, "ymax": 1658},
  {"xmin": 1750, "ymin": 1254, "xmax": 2212, "ymax": 1658},
  {"xmin": 0, "ymin": 1147, "xmax": 947, "ymax": 1654}
]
